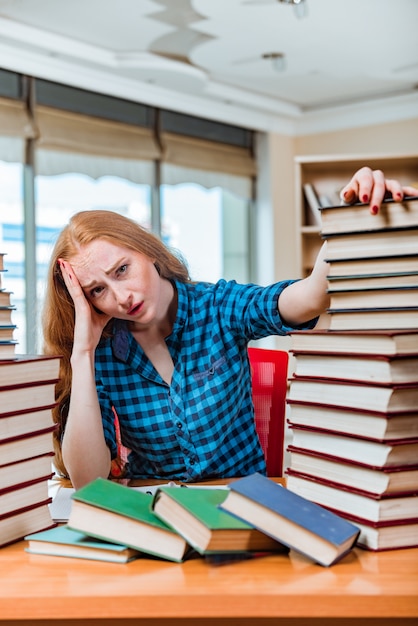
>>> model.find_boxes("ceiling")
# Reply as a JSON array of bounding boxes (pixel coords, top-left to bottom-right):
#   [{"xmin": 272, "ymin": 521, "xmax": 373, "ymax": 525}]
[{"xmin": 0, "ymin": 0, "xmax": 417, "ymax": 134}]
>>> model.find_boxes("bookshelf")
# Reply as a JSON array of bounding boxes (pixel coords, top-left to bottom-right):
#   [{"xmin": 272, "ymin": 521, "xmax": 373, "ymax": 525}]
[{"xmin": 295, "ymin": 153, "xmax": 418, "ymax": 277}]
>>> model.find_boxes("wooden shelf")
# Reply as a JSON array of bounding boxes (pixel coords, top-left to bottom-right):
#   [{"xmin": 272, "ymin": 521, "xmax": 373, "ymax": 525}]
[{"xmin": 295, "ymin": 152, "xmax": 418, "ymax": 277}]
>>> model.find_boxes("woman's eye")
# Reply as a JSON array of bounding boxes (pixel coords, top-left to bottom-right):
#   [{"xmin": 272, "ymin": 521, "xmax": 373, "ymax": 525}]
[
  {"xmin": 117, "ymin": 264, "xmax": 128, "ymax": 275},
  {"xmin": 90, "ymin": 286, "xmax": 104, "ymax": 298}
]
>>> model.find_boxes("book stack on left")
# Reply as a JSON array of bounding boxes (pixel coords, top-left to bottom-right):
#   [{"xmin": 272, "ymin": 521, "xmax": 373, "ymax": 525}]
[
  {"xmin": 285, "ymin": 197, "xmax": 418, "ymax": 552},
  {"xmin": 0, "ymin": 252, "xmax": 18, "ymax": 358},
  {"xmin": 0, "ymin": 252, "xmax": 61, "ymax": 548}
]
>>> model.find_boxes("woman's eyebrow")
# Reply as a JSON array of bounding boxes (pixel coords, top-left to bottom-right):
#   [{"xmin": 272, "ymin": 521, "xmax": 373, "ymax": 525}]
[{"xmin": 81, "ymin": 258, "xmax": 126, "ymax": 290}]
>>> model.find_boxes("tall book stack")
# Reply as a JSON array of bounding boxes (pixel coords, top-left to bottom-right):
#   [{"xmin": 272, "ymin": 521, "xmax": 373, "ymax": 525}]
[
  {"xmin": 286, "ymin": 196, "xmax": 418, "ymax": 552},
  {"xmin": 0, "ymin": 253, "xmax": 18, "ymax": 358},
  {"xmin": 0, "ymin": 252, "xmax": 60, "ymax": 547}
]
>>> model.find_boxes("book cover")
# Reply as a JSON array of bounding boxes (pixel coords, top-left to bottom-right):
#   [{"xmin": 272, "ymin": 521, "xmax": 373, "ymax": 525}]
[
  {"xmin": 320, "ymin": 197, "xmax": 418, "ymax": 235},
  {"xmin": 287, "ymin": 401, "xmax": 418, "ymax": 441},
  {"xmin": 288, "ymin": 328, "xmax": 418, "ymax": 356},
  {"xmin": 287, "ymin": 376, "xmax": 418, "ymax": 414},
  {"xmin": 152, "ymin": 486, "xmax": 284, "ymax": 555},
  {"xmin": 219, "ymin": 473, "xmax": 360, "ymax": 567},
  {"xmin": 68, "ymin": 478, "xmax": 190, "ymax": 562},
  {"xmin": 0, "ymin": 355, "xmax": 61, "ymax": 386},
  {"xmin": 286, "ymin": 471, "xmax": 418, "ymax": 524},
  {"xmin": 25, "ymin": 525, "xmax": 141, "ymax": 563}
]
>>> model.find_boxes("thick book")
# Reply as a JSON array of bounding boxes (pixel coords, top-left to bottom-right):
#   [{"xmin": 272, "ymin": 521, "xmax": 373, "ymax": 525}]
[
  {"xmin": 327, "ymin": 307, "xmax": 418, "ymax": 331},
  {"xmin": 0, "ymin": 307, "xmax": 15, "ymax": 326},
  {"xmin": 0, "ymin": 380, "xmax": 59, "ymax": 415},
  {"xmin": 0, "ymin": 291, "xmax": 12, "ymax": 307},
  {"xmin": 152, "ymin": 486, "xmax": 285, "ymax": 555},
  {"xmin": 0, "ymin": 500, "xmax": 56, "ymax": 548},
  {"xmin": 287, "ymin": 401, "xmax": 418, "ymax": 441},
  {"xmin": 0, "ymin": 453, "xmax": 54, "ymax": 492},
  {"xmin": 219, "ymin": 473, "xmax": 360, "ymax": 567},
  {"xmin": 0, "ymin": 340, "xmax": 17, "ymax": 359},
  {"xmin": 324, "ymin": 227, "xmax": 418, "ymax": 262},
  {"xmin": 327, "ymin": 271, "xmax": 418, "ymax": 291},
  {"xmin": 287, "ymin": 376, "xmax": 418, "ymax": 413},
  {"xmin": 287, "ymin": 447, "xmax": 418, "ymax": 497},
  {"xmin": 328, "ymin": 286, "xmax": 418, "ymax": 311},
  {"xmin": 320, "ymin": 197, "xmax": 418, "ymax": 235},
  {"xmin": 289, "ymin": 329, "xmax": 418, "ymax": 356},
  {"xmin": 336, "ymin": 516, "xmax": 418, "ymax": 551},
  {"xmin": 291, "ymin": 352, "xmax": 418, "ymax": 385},
  {"xmin": 0, "ymin": 428, "xmax": 56, "ymax": 466},
  {"xmin": 25, "ymin": 525, "xmax": 141, "ymax": 563},
  {"xmin": 0, "ymin": 476, "xmax": 51, "ymax": 519},
  {"xmin": 286, "ymin": 470, "xmax": 418, "ymax": 524},
  {"xmin": 68, "ymin": 478, "xmax": 190, "ymax": 562},
  {"xmin": 0, "ymin": 405, "xmax": 56, "ymax": 442},
  {"xmin": 0, "ymin": 355, "xmax": 61, "ymax": 386},
  {"xmin": 327, "ymin": 255, "xmax": 418, "ymax": 278},
  {"xmin": 0, "ymin": 326, "xmax": 17, "ymax": 340},
  {"xmin": 288, "ymin": 426, "xmax": 418, "ymax": 468}
]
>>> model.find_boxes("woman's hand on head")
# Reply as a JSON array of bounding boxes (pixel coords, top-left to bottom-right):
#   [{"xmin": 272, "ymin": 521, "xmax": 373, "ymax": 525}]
[
  {"xmin": 58, "ymin": 259, "xmax": 111, "ymax": 352},
  {"xmin": 340, "ymin": 167, "xmax": 418, "ymax": 214}
]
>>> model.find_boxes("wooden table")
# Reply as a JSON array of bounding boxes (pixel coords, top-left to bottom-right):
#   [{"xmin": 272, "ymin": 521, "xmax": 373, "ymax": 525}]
[{"xmin": 0, "ymin": 539, "xmax": 417, "ymax": 626}]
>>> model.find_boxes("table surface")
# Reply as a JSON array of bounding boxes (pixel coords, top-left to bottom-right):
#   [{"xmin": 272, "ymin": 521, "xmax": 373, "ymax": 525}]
[{"xmin": 1, "ymin": 478, "xmax": 417, "ymax": 624}]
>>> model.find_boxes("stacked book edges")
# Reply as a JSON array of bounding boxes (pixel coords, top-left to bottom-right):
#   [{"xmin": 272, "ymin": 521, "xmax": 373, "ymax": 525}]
[
  {"xmin": 0, "ymin": 355, "xmax": 61, "ymax": 547},
  {"xmin": 0, "ymin": 253, "xmax": 17, "ymax": 358},
  {"xmin": 321, "ymin": 196, "xmax": 418, "ymax": 330},
  {"xmin": 286, "ymin": 328, "xmax": 418, "ymax": 552}
]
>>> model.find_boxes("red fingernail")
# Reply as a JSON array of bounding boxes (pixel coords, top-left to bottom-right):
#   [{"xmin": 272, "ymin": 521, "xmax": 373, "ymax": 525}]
[
  {"xmin": 362, "ymin": 194, "xmax": 369, "ymax": 203},
  {"xmin": 396, "ymin": 192, "xmax": 402, "ymax": 199},
  {"xmin": 343, "ymin": 191, "xmax": 350, "ymax": 200},
  {"xmin": 371, "ymin": 205, "xmax": 378, "ymax": 215}
]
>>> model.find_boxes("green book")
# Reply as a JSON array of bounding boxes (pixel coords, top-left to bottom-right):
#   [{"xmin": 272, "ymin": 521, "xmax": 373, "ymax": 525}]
[
  {"xmin": 24, "ymin": 525, "xmax": 141, "ymax": 563},
  {"xmin": 67, "ymin": 478, "xmax": 190, "ymax": 562},
  {"xmin": 152, "ymin": 486, "xmax": 285, "ymax": 555}
]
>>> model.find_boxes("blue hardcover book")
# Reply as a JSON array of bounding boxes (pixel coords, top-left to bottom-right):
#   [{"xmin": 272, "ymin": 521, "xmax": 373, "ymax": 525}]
[{"xmin": 219, "ymin": 473, "xmax": 360, "ymax": 566}]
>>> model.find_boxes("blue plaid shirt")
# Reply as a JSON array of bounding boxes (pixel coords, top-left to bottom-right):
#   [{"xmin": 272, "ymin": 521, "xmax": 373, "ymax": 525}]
[{"xmin": 95, "ymin": 279, "xmax": 316, "ymax": 481}]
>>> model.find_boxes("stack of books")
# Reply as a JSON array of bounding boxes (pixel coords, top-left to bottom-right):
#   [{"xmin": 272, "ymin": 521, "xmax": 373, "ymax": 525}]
[
  {"xmin": 26, "ymin": 474, "xmax": 360, "ymax": 567},
  {"xmin": 0, "ymin": 253, "xmax": 17, "ymax": 358},
  {"xmin": 0, "ymin": 252, "xmax": 61, "ymax": 547},
  {"xmin": 286, "ymin": 196, "xmax": 418, "ymax": 552}
]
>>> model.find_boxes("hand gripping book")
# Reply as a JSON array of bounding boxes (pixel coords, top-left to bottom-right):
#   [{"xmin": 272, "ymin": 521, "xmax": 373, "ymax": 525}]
[
  {"xmin": 219, "ymin": 473, "xmax": 360, "ymax": 567},
  {"xmin": 67, "ymin": 478, "xmax": 190, "ymax": 562},
  {"xmin": 152, "ymin": 486, "xmax": 285, "ymax": 555}
]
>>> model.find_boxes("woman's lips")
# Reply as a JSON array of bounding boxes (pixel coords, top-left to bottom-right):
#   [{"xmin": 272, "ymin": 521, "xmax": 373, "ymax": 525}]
[{"xmin": 127, "ymin": 302, "xmax": 143, "ymax": 316}]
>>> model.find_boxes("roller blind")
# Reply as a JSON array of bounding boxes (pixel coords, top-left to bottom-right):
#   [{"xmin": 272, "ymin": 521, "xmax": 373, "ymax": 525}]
[
  {"xmin": 161, "ymin": 131, "xmax": 256, "ymax": 178},
  {"xmin": 0, "ymin": 96, "xmax": 36, "ymax": 162},
  {"xmin": 36, "ymin": 105, "xmax": 161, "ymax": 161}
]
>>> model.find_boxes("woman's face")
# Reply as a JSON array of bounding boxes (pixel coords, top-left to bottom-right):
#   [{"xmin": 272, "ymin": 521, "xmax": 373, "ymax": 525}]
[{"xmin": 68, "ymin": 239, "xmax": 164, "ymax": 326}]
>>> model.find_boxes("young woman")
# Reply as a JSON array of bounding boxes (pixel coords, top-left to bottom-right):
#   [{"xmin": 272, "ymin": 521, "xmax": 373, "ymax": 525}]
[{"xmin": 43, "ymin": 167, "xmax": 416, "ymax": 489}]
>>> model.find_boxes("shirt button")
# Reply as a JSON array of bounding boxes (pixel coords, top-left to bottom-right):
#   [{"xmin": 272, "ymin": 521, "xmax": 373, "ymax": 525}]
[
  {"xmin": 189, "ymin": 459, "xmax": 195, "ymax": 466},
  {"xmin": 176, "ymin": 422, "xmax": 182, "ymax": 429}
]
